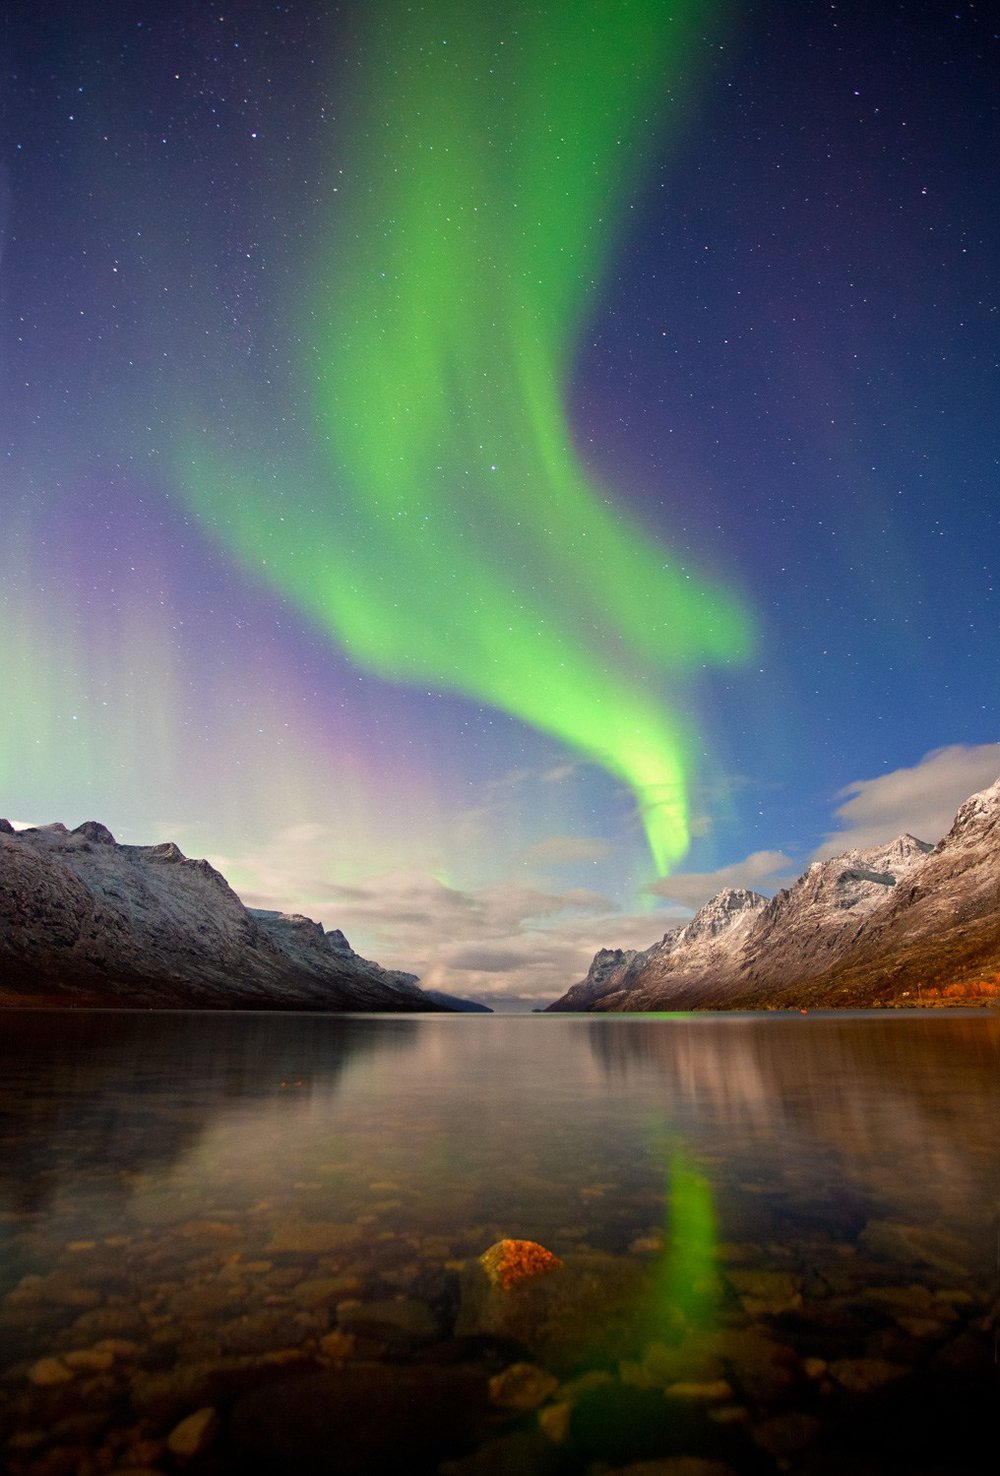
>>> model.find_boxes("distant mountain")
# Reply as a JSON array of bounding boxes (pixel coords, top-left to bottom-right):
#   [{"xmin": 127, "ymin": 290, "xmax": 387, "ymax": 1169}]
[
  {"xmin": 547, "ymin": 777, "xmax": 1000, "ymax": 1011},
  {"xmin": 0, "ymin": 820, "xmax": 457, "ymax": 1012},
  {"xmin": 421, "ymin": 989, "xmax": 494, "ymax": 1014}
]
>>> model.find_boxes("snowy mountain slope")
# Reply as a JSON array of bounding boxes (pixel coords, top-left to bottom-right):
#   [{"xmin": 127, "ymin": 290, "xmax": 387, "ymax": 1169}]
[
  {"xmin": 739, "ymin": 777, "xmax": 1000, "ymax": 1008},
  {"xmin": 0, "ymin": 820, "xmax": 443, "ymax": 1011},
  {"xmin": 548, "ymin": 780, "xmax": 999, "ymax": 1011}
]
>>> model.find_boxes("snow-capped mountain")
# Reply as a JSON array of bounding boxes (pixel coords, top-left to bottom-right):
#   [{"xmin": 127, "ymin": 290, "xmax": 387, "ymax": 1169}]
[
  {"xmin": 0, "ymin": 820, "xmax": 444, "ymax": 1012},
  {"xmin": 547, "ymin": 777, "xmax": 1000, "ymax": 1011}
]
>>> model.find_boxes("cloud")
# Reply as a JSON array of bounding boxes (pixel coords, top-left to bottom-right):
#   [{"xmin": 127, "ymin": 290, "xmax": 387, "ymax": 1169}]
[
  {"xmin": 443, "ymin": 946, "xmax": 533, "ymax": 973},
  {"xmin": 518, "ymin": 835, "xmax": 611, "ymax": 866},
  {"xmin": 209, "ymin": 822, "xmax": 684, "ymax": 1007},
  {"xmin": 645, "ymin": 849, "xmax": 798, "ymax": 908},
  {"xmin": 815, "ymin": 743, "xmax": 1000, "ymax": 858}
]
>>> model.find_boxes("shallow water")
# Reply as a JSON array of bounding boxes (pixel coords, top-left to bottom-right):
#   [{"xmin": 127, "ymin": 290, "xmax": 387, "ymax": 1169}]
[{"xmin": 0, "ymin": 1010, "xmax": 998, "ymax": 1475}]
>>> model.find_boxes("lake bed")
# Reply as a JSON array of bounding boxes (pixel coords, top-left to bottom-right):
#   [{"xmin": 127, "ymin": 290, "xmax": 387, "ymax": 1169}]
[{"xmin": 1, "ymin": 1010, "xmax": 998, "ymax": 1475}]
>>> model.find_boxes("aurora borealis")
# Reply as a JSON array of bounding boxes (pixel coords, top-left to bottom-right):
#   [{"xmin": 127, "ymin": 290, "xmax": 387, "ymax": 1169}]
[
  {"xmin": 182, "ymin": 0, "xmax": 752, "ymax": 873},
  {"xmin": 2, "ymin": 0, "xmax": 998, "ymax": 1005}
]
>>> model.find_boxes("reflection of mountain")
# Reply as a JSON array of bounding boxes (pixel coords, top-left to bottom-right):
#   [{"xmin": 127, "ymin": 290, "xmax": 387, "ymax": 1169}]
[
  {"xmin": 550, "ymin": 778, "xmax": 1000, "ymax": 1010},
  {"xmin": 0, "ymin": 1011, "xmax": 423, "ymax": 1218},
  {"xmin": 586, "ymin": 1015, "xmax": 1000, "ymax": 1230},
  {"xmin": 0, "ymin": 821, "xmax": 441, "ymax": 1010}
]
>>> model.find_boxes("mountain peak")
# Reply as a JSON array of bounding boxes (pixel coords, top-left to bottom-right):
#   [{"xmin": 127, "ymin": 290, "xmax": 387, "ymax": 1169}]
[
  {"xmin": 547, "ymin": 774, "xmax": 1000, "ymax": 1011},
  {"xmin": 679, "ymin": 887, "xmax": 768, "ymax": 944}
]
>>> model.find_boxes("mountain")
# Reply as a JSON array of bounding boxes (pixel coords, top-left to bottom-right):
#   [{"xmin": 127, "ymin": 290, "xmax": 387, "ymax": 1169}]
[
  {"xmin": 547, "ymin": 777, "xmax": 1000, "ymax": 1011},
  {"xmin": 0, "ymin": 820, "xmax": 451, "ymax": 1012},
  {"xmin": 546, "ymin": 944, "xmax": 651, "ymax": 1013},
  {"xmin": 421, "ymin": 989, "xmax": 494, "ymax": 1014}
]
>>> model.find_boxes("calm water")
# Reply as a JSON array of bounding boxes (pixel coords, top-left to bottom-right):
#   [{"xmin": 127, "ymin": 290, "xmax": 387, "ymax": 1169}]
[{"xmin": 1, "ymin": 1011, "xmax": 998, "ymax": 1476}]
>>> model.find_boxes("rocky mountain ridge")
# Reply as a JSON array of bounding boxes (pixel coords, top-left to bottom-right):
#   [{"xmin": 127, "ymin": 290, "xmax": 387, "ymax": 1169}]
[
  {"xmin": 548, "ymin": 777, "xmax": 1000, "ymax": 1011},
  {"xmin": 0, "ymin": 820, "xmax": 449, "ymax": 1012}
]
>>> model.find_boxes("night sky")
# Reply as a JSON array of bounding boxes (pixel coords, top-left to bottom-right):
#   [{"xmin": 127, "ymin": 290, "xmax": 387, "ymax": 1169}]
[{"xmin": 3, "ymin": 0, "xmax": 998, "ymax": 1006}]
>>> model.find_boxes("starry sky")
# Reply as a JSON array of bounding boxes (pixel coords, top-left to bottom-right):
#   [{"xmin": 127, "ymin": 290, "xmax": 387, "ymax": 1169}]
[{"xmin": 2, "ymin": 0, "xmax": 998, "ymax": 1007}]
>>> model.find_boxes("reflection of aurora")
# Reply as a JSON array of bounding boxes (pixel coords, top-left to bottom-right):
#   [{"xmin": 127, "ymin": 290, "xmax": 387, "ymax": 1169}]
[
  {"xmin": 180, "ymin": 0, "xmax": 753, "ymax": 875},
  {"xmin": 660, "ymin": 1153, "xmax": 718, "ymax": 1332}
]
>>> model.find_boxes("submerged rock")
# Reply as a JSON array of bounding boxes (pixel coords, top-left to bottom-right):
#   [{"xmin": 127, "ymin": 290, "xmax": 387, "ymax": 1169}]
[
  {"xmin": 479, "ymin": 1239, "xmax": 564, "ymax": 1290},
  {"xmin": 828, "ymin": 1356, "xmax": 908, "ymax": 1392},
  {"xmin": 457, "ymin": 1248, "xmax": 645, "ymax": 1369},
  {"xmin": 859, "ymin": 1219, "xmax": 977, "ymax": 1277},
  {"xmin": 27, "ymin": 1356, "xmax": 74, "ymax": 1386},
  {"xmin": 488, "ymin": 1361, "xmax": 559, "ymax": 1410},
  {"xmin": 265, "ymin": 1220, "xmax": 363, "ymax": 1254},
  {"xmin": 166, "ymin": 1405, "xmax": 218, "ymax": 1459}
]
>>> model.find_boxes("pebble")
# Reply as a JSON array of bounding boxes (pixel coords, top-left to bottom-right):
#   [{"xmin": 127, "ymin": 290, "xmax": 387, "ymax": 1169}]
[
  {"xmin": 336, "ymin": 1296, "xmax": 437, "ymax": 1339},
  {"xmin": 290, "ymin": 1275, "xmax": 360, "ymax": 1308},
  {"xmin": 895, "ymin": 1315, "xmax": 947, "ymax": 1338},
  {"xmin": 166, "ymin": 1405, "xmax": 218, "ymax": 1459},
  {"xmin": 488, "ymin": 1361, "xmax": 559, "ymax": 1410},
  {"xmin": 217, "ymin": 1308, "xmax": 315, "ymax": 1355},
  {"xmin": 664, "ymin": 1379, "xmax": 733, "ymax": 1402},
  {"xmin": 629, "ymin": 1234, "xmax": 664, "ymax": 1254},
  {"xmin": 725, "ymin": 1267, "xmax": 802, "ymax": 1315},
  {"xmin": 174, "ymin": 1220, "xmax": 242, "ymax": 1241},
  {"xmin": 860, "ymin": 1282, "xmax": 934, "ymax": 1313},
  {"xmin": 63, "ymin": 1349, "xmax": 115, "ymax": 1372},
  {"xmin": 710, "ymin": 1327, "xmax": 798, "ymax": 1402},
  {"xmin": 94, "ymin": 1338, "xmax": 140, "ymax": 1358},
  {"xmin": 318, "ymin": 1329, "xmax": 356, "ymax": 1360},
  {"xmin": 537, "ymin": 1400, "xmax": 571, "ymax": 1443},
  {"xmin": 28, "ymin": 1356, "xmax": 74, "ymax": 1386},
  {"xmin": 859, "ymin": 1220, "xmax": 975, "ymax": 1277},
  {"xmin": 265, "ymin": 1220, "xmax": 362, "ymax": 1253},
  {"xmin": 621, "ymin": 1339, "xmax": 726, "ymax": 1390}
]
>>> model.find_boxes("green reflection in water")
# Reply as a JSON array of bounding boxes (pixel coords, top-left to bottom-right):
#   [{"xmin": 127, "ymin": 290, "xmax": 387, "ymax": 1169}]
[{"xmin": 652, "ymin": 1151, "xmax": 719, "ymax": 1336}]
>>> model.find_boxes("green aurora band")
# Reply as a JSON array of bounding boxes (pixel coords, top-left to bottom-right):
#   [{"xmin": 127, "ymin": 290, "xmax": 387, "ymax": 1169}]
[{"xmin": 182, "ymin": 0, "xmax": 753, "ymax": 874}]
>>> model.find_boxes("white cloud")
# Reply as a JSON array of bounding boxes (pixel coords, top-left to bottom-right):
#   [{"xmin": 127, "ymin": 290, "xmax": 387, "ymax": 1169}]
[
  {"xmin": 645, "ymin": 849, "xmax": 798, "ymax": 908},
  {"xmin": 814, "ymin": 743, "xmax": 1000, "ymax": 858},
  {"xmin": 210, "ymin": 822, "xmax": 684, "ymax": 1007}
]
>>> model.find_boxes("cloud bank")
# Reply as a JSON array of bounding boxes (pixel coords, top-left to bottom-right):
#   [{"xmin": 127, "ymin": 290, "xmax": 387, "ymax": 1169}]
[
  {"xmin": 646, "ymin": 849, "xmax": 798, "ymax": 908},
  {"xmin": 815, "ymin": 743, "xmax": 1000, "ymax": 857}
]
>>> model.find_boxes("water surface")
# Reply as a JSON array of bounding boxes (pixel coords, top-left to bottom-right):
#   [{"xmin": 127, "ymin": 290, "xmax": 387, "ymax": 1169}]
[{"xmin": 1, "ymin": 1011, "xmax": 997, "ymax": 1475}]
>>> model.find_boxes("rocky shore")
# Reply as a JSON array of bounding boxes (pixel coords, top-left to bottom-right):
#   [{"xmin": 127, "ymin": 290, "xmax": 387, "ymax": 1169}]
[{"xmin": 2, "ymin": 1200, "xmax": 996, "ymax": 1474}]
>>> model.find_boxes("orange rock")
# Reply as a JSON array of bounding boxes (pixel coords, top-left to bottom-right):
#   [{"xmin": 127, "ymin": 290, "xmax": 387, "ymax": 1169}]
[{"xmin": 479, "ymin": 1239, "xmax": 564, "ymax": 1291}]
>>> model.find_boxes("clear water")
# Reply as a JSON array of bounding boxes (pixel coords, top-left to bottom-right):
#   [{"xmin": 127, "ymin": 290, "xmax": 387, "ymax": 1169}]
[{"xmin": 0, "ymin": 1010, "xmax": 998, "ymax": 1475}]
